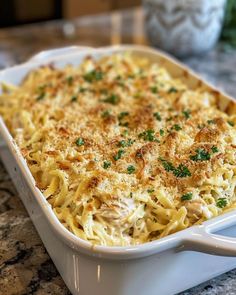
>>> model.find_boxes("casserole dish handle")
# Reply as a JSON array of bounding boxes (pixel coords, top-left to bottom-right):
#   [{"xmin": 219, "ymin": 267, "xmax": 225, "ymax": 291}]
[
  {"xmin": 28, "ymin": 46, "xmax": 93, "ymax": 63},
  {"xmin": 183, "ymin": 213, "xmax": 236, "ymax": 256}
]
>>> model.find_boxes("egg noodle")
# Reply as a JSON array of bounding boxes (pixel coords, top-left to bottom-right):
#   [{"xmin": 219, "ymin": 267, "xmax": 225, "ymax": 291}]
[{"xmin": 1, "ymin": 52, "xmax": 236, "ymax": 246}]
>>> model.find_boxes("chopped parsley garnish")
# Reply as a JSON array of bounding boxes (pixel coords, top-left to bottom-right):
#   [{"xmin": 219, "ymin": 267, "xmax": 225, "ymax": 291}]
[
  {"xmin": 166, "ymin": 116, "xmax": 173, "ymax": 121},
  {"xmin": 159, "ymin": 157, "xmax": 174, "ymax": 172},
  {"xmin": 37, "ymin": 85, "xmax": 46, "ymax": 92},
  {"xmin": 172, "ymin": 124, "xmax": 182, "ymax": 131},
  {"xmin": 159, "ymin": 158, "xmax": 191, "ymax": 178},
  {"xmin": 211, "ymin": 146, "xmax": 219, "ymax": 153},
  {"xmin": 113, "ymin": 149, "xmax": 125, "ymax": 161},
  {"xmin": 182, "ymin": 110, "xmax": 191, "ymax": 119},
  {"xmin": 71, "ymin": 95, "xmax": 77, "ymax": 102},
  {"xmin": 150, "ymin": 86, "xmax": 158, "ymax": 94},
  {"xmin": 147, "ymin": 188, "xmax": 155, "ymax": 194},
  {"xmin": 117, "ymin": 139, "xmax": 134, "ymax": 148},
  {"xmin": 101, "ymin": 110, "xmax": 111, "ymax": 118},
  {"xmin": 66, "ymin": 76, "xmax": 73, "ymax": 85},
  {"xmin": 168, "ymin": 87, "xmax": 178, "ymax": 93},
  {"xmin": 103, "ymin": 161, "xmax": 111, "ymax": 169},
  {"xmin": 160, "ymin": 129, "xmax": 164, "ymax": 136},
  {"xmin": 216, "ymin": 198, "xmax": 227, "ymax": 208},
  {"xmin": 120, "ymin": 122, "xmax": 129, "ymax": 127},
  {"xmin": 75, "ymin": 137, "xmax": 84, "ymax": 146},
  {"xmin": 36, "ymin": 92, "xmax": 45, "ymax": 101},
  {"xmin": 83, "ymin": 70, "xmax": 103, "ymax": 82},
  {"xmin": 197, "ymin": 124, "xmax": 205, "ymax": 129},
  {"xmin": 103, "ymin": 94, "xmax": 120, "ymax": 105},
  {"xmin": 118, "ymin": 111, "xmax": 129, "ymax": 121},
  {"xmin": 127, "ymin": 165, "xmax": 136, "ymax": 174},
  {"xmin": 181, "ymin": 192, "xmax": 193, "ymax": 201},
  {"xmin": 160, "ymin": 159, "xmax": 175, "ymax": 172},
  {"xmin": 228, "ymin": 121, "xmax": 235, "ymax": 127},
  {"xmin": 207, "ymin": 119, "xmax": 215, "ymax": 125},
  {"xmin": 173, "ymin": 164, "xmax": 191, "ymax": 178},
  {"xmin": 190, "ymin": 148, "xmax": 211, "ymax": 161},
  {"xmin": 123, "ymin": 129, "xmax": 129, "ymax": 136},
  {"xmin": 153, "ymin": 112, "xmax": 162, "ymax": 121},
  {"xmin": 78, "ymin": 87, "xmax": 87, "ymax": 93},
  {"xmin": 138, "ymin": 129, "xmax": 160, "ymax": 142}
]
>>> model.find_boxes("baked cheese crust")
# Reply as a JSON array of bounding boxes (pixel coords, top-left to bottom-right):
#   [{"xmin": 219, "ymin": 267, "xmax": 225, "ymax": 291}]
[{"xmin": 1, "ymin": 52, "xmax": 236, "ymax": 246}]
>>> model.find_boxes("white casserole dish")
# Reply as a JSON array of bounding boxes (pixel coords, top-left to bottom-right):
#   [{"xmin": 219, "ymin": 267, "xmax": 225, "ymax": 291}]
[{"xmin": 1, "ymin": 45, "xmax": 236, "ymax": 295}]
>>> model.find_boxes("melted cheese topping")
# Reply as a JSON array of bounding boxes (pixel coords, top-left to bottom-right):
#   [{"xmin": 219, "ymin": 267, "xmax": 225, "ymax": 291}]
[{"xmin": 1, "ymin": 52, "xmax": 236, "ymax": 246}]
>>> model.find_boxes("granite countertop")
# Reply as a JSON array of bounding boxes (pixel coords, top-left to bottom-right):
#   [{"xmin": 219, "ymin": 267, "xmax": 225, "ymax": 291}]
[{"xmin": 1, "ymin": 7, "xmax": 236, "ymax": 295}]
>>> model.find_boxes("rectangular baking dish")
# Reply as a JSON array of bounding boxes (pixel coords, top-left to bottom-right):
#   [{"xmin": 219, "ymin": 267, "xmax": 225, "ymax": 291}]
[{"xmin": 1, "ymin": 45, "xmax": 236, "ymax": 295}]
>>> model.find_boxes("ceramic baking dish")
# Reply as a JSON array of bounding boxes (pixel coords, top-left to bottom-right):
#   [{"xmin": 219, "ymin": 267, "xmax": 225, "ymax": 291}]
[{"xmin": 1, "ymin": 45, "xmax": 236, "ymax": 295}]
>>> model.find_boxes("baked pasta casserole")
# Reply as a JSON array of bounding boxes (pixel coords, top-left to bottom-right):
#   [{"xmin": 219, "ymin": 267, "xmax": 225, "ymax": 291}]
[{"xmin": 0, "ymin": 52, "xmax": 236, "ymax": 246}]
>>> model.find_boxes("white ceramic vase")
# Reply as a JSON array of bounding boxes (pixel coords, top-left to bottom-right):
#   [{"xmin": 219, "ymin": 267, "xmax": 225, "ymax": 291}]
[{"xmin": 143, "ymin": 0, "xmax": 227, "ymax": 57}]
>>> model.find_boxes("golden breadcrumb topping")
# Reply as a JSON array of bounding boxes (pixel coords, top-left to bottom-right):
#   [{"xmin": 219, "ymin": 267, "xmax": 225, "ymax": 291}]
[{"xmin": 0, "ymin": 52, "xmax": 236, "ymax": 246}]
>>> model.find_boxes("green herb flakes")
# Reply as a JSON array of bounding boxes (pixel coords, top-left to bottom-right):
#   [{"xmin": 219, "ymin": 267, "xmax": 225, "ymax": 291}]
[
  {"xmin": 197, "ymin": 124, "xmax": 205, "ymax": 129},
  {"xmin": 113, "ymin": 149, "xmax": 125, "ymax": 161},
  {"xmin": 216, "ymin": 198, "xmax": 227, "ymax": 208},
  {"xmin": 103, "ymin": 161, "xmax": 111, "ymax": 169},
  {"xmin": 159, "ymin": 158, "xmax": 191, "ymax": 178},
  {"xmin": 172, "ymin": 124, "xmax": 182, "ymax": 131},
  {"xmin": 66, "ymin": 76, "xmax": 73, "ymax": 85},
  {"xmin": 75, "ymin": 137, "xmax": 84, "ymax": 146},
  {"xmin": 118, "ymin": 111, "xmax": 129, "ymax": 121},
  {"xmin": 181, "ymin": 192, "xmax": 193, "ymax": 201},
  {"xmin": 120, "ymin": 122, "xmax": 129, "ymax": 127},
  {"xmin": 190, "ymin": 148, "xmax": 211, "ymax": 161},
  {"xmin": 71, "ymin": 95, "xmax": 77, "ymax": 102},
  {"xmin": 103, "ymin": 94, "xmax": 120, "ymax": 105},
  {"xmin": 166, "ymin": 116, "xmax": 173, "ymax": 122},
  {"xmin": 83, "ymin": 70, "xmax": 103, "ymax": 82},
  {"xmin": 101, "ymin": 110, "xmax": 111, "ymax": 118},
  {"xmin": 123, "ymin": 129, "xmax": 129, "ymax": 136},
  {"xmin": 182, "ymin": 110, "xmax": 191, "ymax": 119},
  {"xmin": 173, "ymin": 164, "xmax": 191, "ymax": 178},
  {"xmin": 78, "ymin": 87, "xmax": 87, "ymax": 93},
  {"xmin": 153, "ymin": 112, "xmax": 162, "ymax": 121},
  {"xmin": 207, "ymin": 119, "xmax": 215, "ymax": 125},
  {"xmin": 36, "ymin": 92, "xmax": 45, "ymax": 101},
  {"xmin": 158, "ymin": 157, "xmax": 175, "ymax": 172},
  {"xmin": 228, "ymin": 121, "xmax": 235, "ymax": 127},
  {"xmin": 150, "ymin": 86, "xmax": 158, "ymax": 94},
  {"xmin": 127, "ymin": 165, "xmax": 135, "ymax": 174},
  {"xmin": 138, "ymin": 129, "xmax": 159, "ymax": 142},
  {"xmin": 160, "ymin": 129, "xmax": 164, "ymax": 136},
  {"xmin": 147, "ymin": 188, "xmax": 155, "ymax": 194},
  {"xmin": 168, "ymin": 87, "xmax": 178, "ymax": 93},
  {"xmin": 118, "ymin": 139, "xmax": 134, "ymax": 148},
  {"xmin": 211, "ymin": 146, "xmax": 219, "ymax": 153}
]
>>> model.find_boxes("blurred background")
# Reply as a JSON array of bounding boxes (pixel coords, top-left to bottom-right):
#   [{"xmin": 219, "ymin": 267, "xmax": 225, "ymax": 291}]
[
  {"xmin": 0, "ymin": 0, "xmax": 141, "ymax": 27},
  {"xmin": 0, "ymin": 0, "xmax": 235, "ymax": 51}
]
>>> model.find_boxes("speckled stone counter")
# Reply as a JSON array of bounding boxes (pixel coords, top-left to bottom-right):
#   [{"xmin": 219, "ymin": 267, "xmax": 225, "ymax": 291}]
[{"xmin": 1, "ymin": 8, "xmax": 236, "ymax": 295}]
